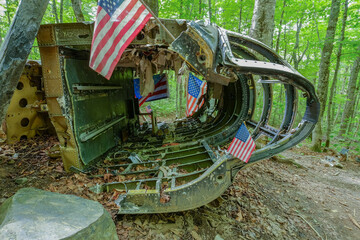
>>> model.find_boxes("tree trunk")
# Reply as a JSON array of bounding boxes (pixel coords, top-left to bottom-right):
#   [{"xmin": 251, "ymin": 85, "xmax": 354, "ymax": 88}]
[
  {"xmin": 275, "ymin": 0, "xmax": 286, "ymax": 53},
  {"xmin": 213, "ymin": 0, "xmax": 217, "ymax": 22},
  {"xmin": 0, "ymin": 0, "xmax": 49, "ymax": 123},
  {"xmin": 71, "ymin": 0, "xmax": 85, "ymax": 22},
  {"xmin": 179, "ymin": 0, "xmax": 183, "ymax": 18},
  {"xmin": 238, "ymin": 0, "xmax": 243, "ymax": 33},
  {"xmin": 51, "ymin": 0, "xmax": 59, "ymax": 23},
  {"xmin": 199, "ymin": 0, "xmax": 202, "ymax": 16},
  {"xmin": 5, "ymin": 0, "xmax": 12, "ymax": 25},
  {"xmin": 292, "ymin": 17, "xmax": 303, "ymax": 69},
  {"xmin": 208, "ymin": 0, "xmax": 212, "ymax": 23},
  {"xmin": 189, "ymin": 0, "xmax": 195, "ymax": 18},
  {"xmin": 144, "ymin": 0, "xmax": 159, "ymax": 17},
  {"xmin": 0, "ymin": 29, "xmax": 3, "ymax": 47},
  {"xmin": 249, "ymin": 0, "xmax": 276, "ymax": 47},
  {"xmin": 338, "ymin": 47, "xmax": 360, "ymax": 137},
  {"xmin": 311, "ymin": 0, "xmax": 341, "ymax": 152},
  {"xmin": 325, "ymin": 0, "xmax": 348, "ymax": 147},
  {"xmin": 333, "ymin": 70, "xmax": 348, "ymax": 125},
  {"xmin": 283, "ymin": 23, "xmax": 287, "ymax": 60},
  {"xmin": 347, "ymin": 93, "xmax": 359, "ymax": 134},
  {"xmin": 290, "ymin": 17, "xmax": 309, "ymax": 70},
  {"xmin": 60, "ymin": 0, "xmax": 64, "ymax": 23}
]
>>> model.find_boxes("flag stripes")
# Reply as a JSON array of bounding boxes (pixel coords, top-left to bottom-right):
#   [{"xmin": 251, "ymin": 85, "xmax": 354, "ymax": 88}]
[
  {"xmin": 90, "ymin": 0, "xmax": 152, "ymax": 79},
  {"xmin": 186, "ymin": 73, "xmax": 207, "ymax": 117},
  {"xmin": 134, "ymin": 74, "xmax": 169, "ymax": 107},
  {"xmin": 227, "ymin": 123, "xmax": 256, "ymax": 163}
]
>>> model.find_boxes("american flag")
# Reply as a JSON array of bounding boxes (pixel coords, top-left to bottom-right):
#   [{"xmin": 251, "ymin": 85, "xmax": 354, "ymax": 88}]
[
  {"xmin": 227, "ymin": 123, "xmax": 256, "ymax": 163},
  {"xmin": 186, "ymin": 73, "xmax": 207, "ymax": 117},
  {"xmin": 145, "ymin": 105, "xmax": 152, "ymax": 113},
  {"xmin": 89, "ymin": 0, "xmax": 152, "ymax": 79},
  {"xmin": 134, "ymin": 74, "xmax": 169, "ymax": 107}
]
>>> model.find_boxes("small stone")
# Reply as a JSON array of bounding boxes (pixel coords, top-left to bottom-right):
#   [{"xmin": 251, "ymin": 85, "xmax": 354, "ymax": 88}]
[
  {"xmin": 214, "ymin": 234, "xmax": 224, "ymax": 240},
  {"xmin": 335, "ymin": 163, "xmax": 344, "ymax": 169},
  {"xmin": 12, "ymin": 153, "xmax": 19, "ymax": 159},
  {"xmin": 15, "ymin": 177, "xmax": 28, "ymax": 185}
]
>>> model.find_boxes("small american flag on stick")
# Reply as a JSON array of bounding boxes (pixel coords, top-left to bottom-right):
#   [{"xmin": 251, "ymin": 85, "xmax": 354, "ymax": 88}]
[
  {"xmin": 90, "ymin": 0, "xmax": 152, "ymax": 79},
  {"xmin": 227, "ymin": 123, "xmax": 256, "ymax": 163},
  {"xmin": 186, "ymin": 73, "xmax": 207, "ymax": 117},
  {"xmin": 134, "ymin": 74, "xmax": 169, "ymax": 107}
]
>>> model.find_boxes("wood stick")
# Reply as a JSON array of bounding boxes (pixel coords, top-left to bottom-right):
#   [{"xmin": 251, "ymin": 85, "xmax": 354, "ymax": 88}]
[
  {"xmin": 138, "ymin": 0, "xmax": 176, "ymax": 41},
  {"xmin": 296, "ymin": 211, "xmax": 324, "ymax": 240},
  {"xmin": 348, "ymin": 214, "xmax": 360, "ymax": 230}
]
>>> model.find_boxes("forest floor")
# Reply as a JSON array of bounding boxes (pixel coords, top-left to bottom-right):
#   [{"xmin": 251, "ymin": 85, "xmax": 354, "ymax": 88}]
[{"xmin": 0, "ymin": 135, "xmax": 359, "ymax": 240}]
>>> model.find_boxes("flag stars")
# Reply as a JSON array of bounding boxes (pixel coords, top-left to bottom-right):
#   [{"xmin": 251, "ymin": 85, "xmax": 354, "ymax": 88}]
[{"xmin": 187, "ymin": 73, "xmax": 207, "ymax": 117}]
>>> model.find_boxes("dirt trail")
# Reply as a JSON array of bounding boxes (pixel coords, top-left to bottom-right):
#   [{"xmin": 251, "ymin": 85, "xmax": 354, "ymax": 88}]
[{"xmin": 0, "ymin": 138, "xmax": 359, "ymax": 239}]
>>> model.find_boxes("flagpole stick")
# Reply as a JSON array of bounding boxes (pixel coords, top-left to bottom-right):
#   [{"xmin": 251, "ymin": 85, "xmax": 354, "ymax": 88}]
[{"xmin": 138, "ymin": 0, "xmax": 176, "ymax": 41}]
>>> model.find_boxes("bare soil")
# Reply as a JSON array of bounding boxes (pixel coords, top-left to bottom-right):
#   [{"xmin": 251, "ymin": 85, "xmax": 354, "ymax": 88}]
[{"xmin": 0, "ymin": 136, "xmax": 359, "ymax": 240}]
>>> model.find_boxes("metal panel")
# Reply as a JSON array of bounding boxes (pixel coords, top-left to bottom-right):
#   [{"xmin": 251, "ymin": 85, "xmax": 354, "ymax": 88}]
[{"xmin": 63, "ymin": 59, "xmax": 134, "ymax": 165}]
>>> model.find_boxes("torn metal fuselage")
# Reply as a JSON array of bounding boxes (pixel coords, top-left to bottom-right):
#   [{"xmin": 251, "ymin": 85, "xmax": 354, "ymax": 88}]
[{"xmin": 36, "ymin": 19, "xmax": 319, "ymax": 214}]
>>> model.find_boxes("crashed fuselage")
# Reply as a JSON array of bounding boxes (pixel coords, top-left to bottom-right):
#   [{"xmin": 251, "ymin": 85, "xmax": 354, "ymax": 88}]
[{"xmin": 35, "ymin": 19, "xmax": 319, "ymax": 213}]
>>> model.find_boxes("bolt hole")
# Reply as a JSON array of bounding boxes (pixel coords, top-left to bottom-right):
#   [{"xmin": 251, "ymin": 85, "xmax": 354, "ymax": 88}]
[
  {"xmin": 21, "ymin": 118, "xmax": 30, "ymax": 127},
  {"xmin": 137, "ymin": 33, "xmax": 145, "ymax": 40},
  {"xmin": 197, "ymin": 54, "xmax": 207, "ymax": 64},
  {"xmin": 78, "ymin": 34, "xmax": 89, "ymax": 39},
  {"xmin": 216, "ymin": 175, "xmax": 224, "ymax": 183},
  {"xmin": 17, "ymin": 82, "xmax": 24, "ymax": 90},
  {"xmin": 19, "ymin": 98, "xmax": 28, "ymax": 108},
  {"xmin": 20, "ymin": 135, "xmax": 28, "ymax": 141}
]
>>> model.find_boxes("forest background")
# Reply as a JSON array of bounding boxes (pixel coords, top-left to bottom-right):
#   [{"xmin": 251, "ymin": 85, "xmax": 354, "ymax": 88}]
[{"xmin": 0, "ymin": 0, "xmax": 359, "ymax": 155}]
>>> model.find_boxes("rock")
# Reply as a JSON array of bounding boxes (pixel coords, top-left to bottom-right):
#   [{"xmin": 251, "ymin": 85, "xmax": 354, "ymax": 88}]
[
  {"xmin": 214, "ymin": 234, "xmax": 224, "ymax": 240},
  {"xmin": 339, "ymin": 148, "xmax": 349, "ymax": 155},
  {"xmin": 334, "ymin": 163, "xmax": 344, "ymax": 169},
  {"xmin": 0, "ymin": 188, "xmax": 118, "ymax": 240},
  {"xmin": 15, "ymin": 177, "xmax": 28, "ymax": 185},
  {"xmin": 322, "ymin": 156, "xmax": 342, "ymax": 168}
]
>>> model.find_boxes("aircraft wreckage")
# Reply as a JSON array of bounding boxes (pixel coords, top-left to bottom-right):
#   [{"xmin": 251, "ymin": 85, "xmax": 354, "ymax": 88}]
[{"xmin": 6, "ymin": 19, "xmax": 319, "ymax": 214}]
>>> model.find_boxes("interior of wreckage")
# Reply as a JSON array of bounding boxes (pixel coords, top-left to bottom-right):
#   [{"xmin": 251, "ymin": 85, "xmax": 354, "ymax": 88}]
[{"xmin": 27, "ymin": 19, "xmax": 319, "ymax": 214}]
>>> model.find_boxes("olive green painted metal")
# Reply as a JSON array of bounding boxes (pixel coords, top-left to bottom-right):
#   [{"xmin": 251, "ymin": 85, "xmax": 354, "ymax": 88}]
[{"xmin": 63, "ymin": 59, "xmax": 135, "ymax": 165}]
